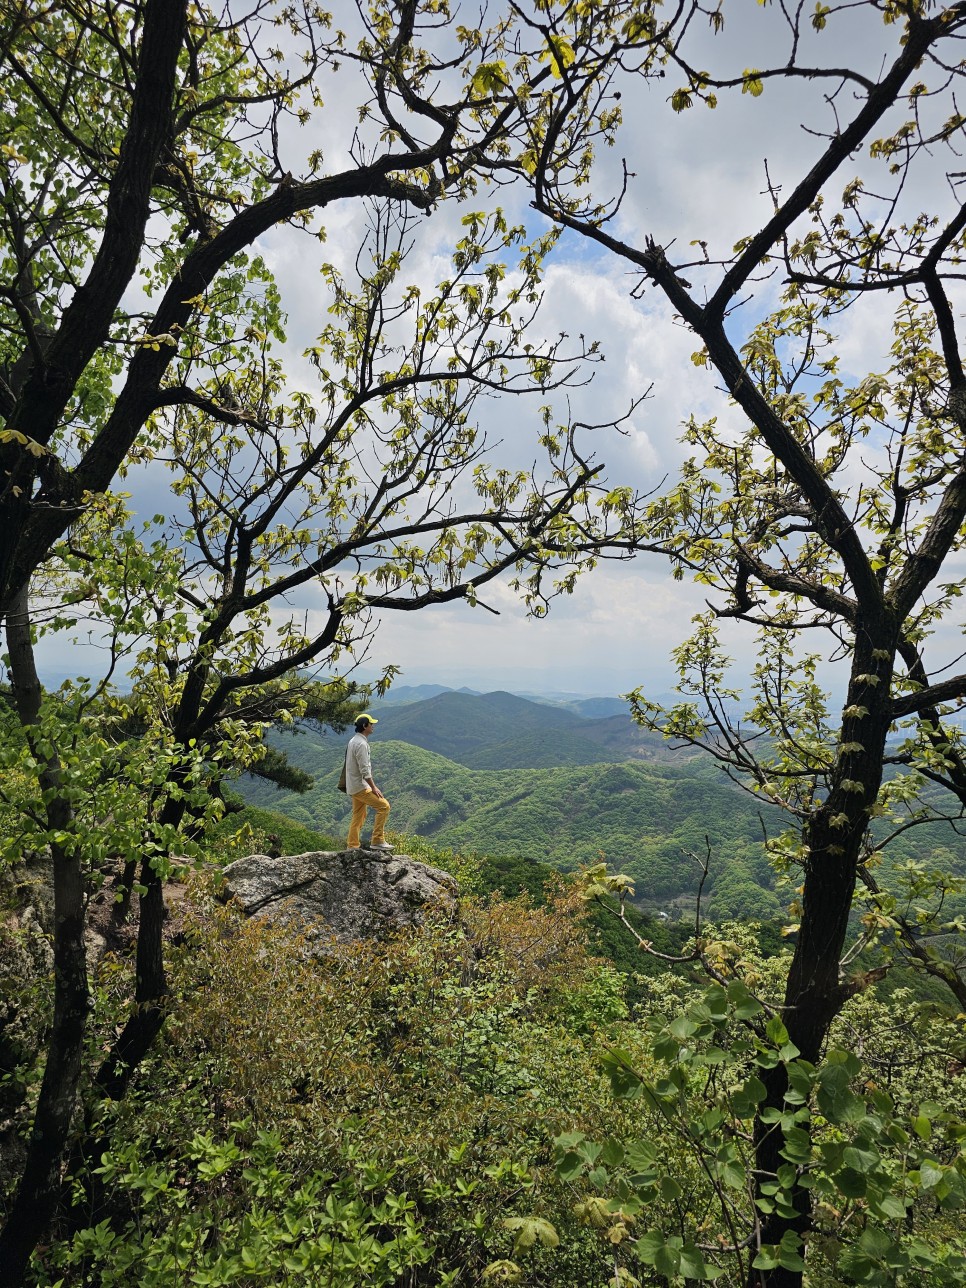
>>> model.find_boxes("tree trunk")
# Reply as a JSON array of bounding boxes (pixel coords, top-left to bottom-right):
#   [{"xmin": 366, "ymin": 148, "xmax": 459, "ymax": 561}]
[
  {"xmin": 109, "ymin": 855, "xmax": 139, "ymax": 928},
  {"xmin": 748, "ymin": 616, "xmax": 897, "ymax": 1288},
  {"xmin": 95, "ymin": 793, "xmax": 186, "ymax": 1101},
  {"xmin": 0, "ymin": 588, "xmax": 90, "ymax": 1288},
  {"xmin": 94, "ymin": 861, "xmax": 167, "ymax": 1100}
]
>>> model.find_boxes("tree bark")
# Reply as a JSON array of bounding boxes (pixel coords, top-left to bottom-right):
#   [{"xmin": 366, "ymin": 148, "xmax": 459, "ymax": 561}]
[
  {"xmin": 95, "ymin": 794, "xmax": 186, "ymax": 1101},
  {"xmin": 749, "ymin": 616, "xmax": 897, "ymax": 1287},
  {"xmin": 0, "ymin": 587, "xmax": 90, "ymax": 1288}
]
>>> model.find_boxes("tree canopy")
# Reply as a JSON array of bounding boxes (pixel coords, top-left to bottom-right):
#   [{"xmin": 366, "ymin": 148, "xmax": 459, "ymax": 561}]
[
  {"xmin": 5, "ymin": 0, "xmax": 966, "ymax": 1284},
  {"xmin": 0, "ymin": 1, "xmax": 649, "ymax": 1278}
]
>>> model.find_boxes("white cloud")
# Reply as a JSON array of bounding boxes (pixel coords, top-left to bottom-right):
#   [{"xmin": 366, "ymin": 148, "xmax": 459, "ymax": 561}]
[{"xmin": 329, "ymin": 556, "xmax": 723, "ymax": 698}]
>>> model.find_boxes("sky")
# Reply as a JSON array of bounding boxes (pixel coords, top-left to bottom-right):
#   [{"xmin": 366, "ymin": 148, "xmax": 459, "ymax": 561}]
[
  {"xmin": 30, "ymin": 1, "xmax": 966, "ymax": 707},
  {"xmin": 255, "ymin": 3, "xmax": 820, "ymax": 699}
]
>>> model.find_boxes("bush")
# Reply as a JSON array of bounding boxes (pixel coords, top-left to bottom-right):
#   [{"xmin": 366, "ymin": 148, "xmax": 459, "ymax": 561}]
[{"xmin": 39, "ymin": 882, "xmax": 634, "ymax": 1286}]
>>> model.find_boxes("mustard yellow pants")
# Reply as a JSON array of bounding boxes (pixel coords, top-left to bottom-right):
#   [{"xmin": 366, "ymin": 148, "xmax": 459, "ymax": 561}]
[{"xmin": 348, "ymin": 788, "xmax": 391, "ymax": 848}]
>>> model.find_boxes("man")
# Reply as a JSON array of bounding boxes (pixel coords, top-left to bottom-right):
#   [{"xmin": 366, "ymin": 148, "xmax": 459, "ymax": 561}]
[{"xmin": 345, "ymin": 713, "xmax": 392, "ymax": 850}]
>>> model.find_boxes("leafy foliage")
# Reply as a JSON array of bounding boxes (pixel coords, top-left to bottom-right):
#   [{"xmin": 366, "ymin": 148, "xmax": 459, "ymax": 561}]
[
  {"xmin": 35, "ymin": 881, "xmax": 633, "ymax": 1286},
  {"xmin": 7, "ymin": 1, "xmax": 966, "ymax": 1283},
  {"xmin": 15, "ymin": 863, "xmax": 962, "ymax": 1287}
]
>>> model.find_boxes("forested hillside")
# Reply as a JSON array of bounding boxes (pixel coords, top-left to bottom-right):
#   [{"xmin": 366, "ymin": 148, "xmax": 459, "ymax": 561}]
[
  {"xmin": 242, "ymin": 697, "xmax": 966, "ymax": 926},
  {"xmin": 243, "ymin": 733, "xmax": 782, "ymax": 917}
]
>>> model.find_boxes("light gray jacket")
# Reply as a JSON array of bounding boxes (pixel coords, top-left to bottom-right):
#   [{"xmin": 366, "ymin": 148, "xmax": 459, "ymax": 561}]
[{"xmin": 345, "ymin": 731, "xmax": 373, "ymax": 795}]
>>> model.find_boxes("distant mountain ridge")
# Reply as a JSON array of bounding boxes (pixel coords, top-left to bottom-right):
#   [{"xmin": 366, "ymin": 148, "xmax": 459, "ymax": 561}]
[
  {"xmin": 374, "ymin": 685, "xmax": 648, "ymax": 721},
  {"xmin": 376, "ymin": 684, "xmax": 482, "ymax": 706},
  {"xmin": 363, "ymin": 689, "xmax": 696, "ymax": 769}
]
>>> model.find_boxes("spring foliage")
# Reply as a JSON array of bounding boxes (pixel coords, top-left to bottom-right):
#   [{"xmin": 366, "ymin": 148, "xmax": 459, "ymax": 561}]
[{"xmin": 13, "ymin": 853, "xmax": 965, "ymax": 1288}]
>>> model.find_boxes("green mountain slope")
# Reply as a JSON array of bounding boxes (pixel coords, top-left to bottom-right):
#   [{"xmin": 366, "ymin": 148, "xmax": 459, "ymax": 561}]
[
  {"xmin": 240, "ymin": 726, "xmax": 966, "ymax": 927},
  {"xmin": 240, "ymin": 735, "xmax": 776, "ymax": 912},
  {"xmin": 459, "ymin": 726, "xmax": 624, "ymax": 769},
  {"xmin": 367, "ymin": 690, "xmax": 578, "ymax": 760},
  {"xmin": 365, "ymin": 689, "xmax": 694, "ymax": 769}
]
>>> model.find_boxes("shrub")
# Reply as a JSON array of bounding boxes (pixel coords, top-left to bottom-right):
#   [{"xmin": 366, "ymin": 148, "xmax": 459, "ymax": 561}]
[{"xmin": 40, "ymin": 882, "xmax": 632, "ymax": 1285}]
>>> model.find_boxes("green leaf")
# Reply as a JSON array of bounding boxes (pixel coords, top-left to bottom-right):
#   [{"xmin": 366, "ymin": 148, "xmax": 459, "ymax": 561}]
[
  {"xmin": 503, "ymin": 1216, "xmax": 559, "ymax": 1253},
  {"xmin": 919, "ymin": 1160, "xmax": 944, "ymax": 1190},
  {"xmin": 471, "ymin": 61, "xmax": 508, "ymax": 95},
  {"xmin": 834, "ymin": 1166, "xmax": 867, "ymax": 1198},
  {"xmin": 727, "ymin": 979, "xmax": 764, "ymax": 1019},
  {"xmin": 868, "ymin": 1191, "xmax": 907, "ymax": 1221},
  {"xmin": 777, "ymin": 1231, "xmax": 806, "ymax": 1272},
  {"xmin": 556, "ymin": 1151, "xmax": 584, "ymax": 1182},
  {"xmin": 765, "ymin": 1016, "xmax": 789, "ymax": 1047},
  {"xmin": 816, "ymin": 1064, "xmax": 866, "ymax": 1125},
  {"xmin": 634, "ymin": 1228, "xmax": 667, "ymax": 1265},
  {"xmin": 601, "ymin": 1048, "xmax": 643, "ymax": 1098},
  {"xmin": 680, "ymin": 1241, "xmax": 726, "ymax": 1280},
  {"xmin": 731, "ymin": 1075, "xmax": 767, "ymax": 1117}
]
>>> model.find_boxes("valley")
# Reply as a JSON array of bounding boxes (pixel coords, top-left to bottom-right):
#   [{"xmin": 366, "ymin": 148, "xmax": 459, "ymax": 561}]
[
  {"xmin": 244, "ymin": 688, "xmax": 761, "ymax": 922},
  {"xmin": 240, "ymin": 687, "xmax": 966, "ymax": 926}
]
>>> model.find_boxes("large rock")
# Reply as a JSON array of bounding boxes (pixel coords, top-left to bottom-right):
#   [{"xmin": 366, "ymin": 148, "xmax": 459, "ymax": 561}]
[{"xmin": 220, "ymin": 850, "xmax": 457, "ymax": 944}]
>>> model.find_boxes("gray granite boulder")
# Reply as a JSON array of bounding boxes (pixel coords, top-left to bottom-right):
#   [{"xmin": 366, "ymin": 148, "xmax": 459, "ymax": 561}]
[{"xmin": 220, "ymin": 850, "xmax": 457, "ymax": 944}]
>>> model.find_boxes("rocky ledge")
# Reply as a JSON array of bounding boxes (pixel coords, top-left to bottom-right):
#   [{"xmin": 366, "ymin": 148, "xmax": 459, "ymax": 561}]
[{"xmin": 220, "ymin": 849, "xmax": 458, "ymax": 944}]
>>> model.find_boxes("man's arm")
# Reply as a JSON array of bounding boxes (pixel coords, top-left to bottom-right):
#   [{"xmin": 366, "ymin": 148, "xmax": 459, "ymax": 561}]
[{"xmin": 362, "ymin": 742, "xmax": 384, "ymax": 799}]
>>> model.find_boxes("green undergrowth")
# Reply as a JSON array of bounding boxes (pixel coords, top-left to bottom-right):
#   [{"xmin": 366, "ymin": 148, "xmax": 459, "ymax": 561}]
[
  {"xmin": 26, "ymin": 878, "xmax": 966, "ymax": 1288},
  {"xmin": 37, "ymin": 880, "xmax": 637, "ymax": 1286},
  {"xmin": 204, "ymin": 801, "xmax": 340, "ymax": 860}
]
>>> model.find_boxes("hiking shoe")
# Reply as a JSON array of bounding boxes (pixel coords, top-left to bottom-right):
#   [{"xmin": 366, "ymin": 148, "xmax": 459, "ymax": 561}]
[{"xmin": 368, "ymin": 841, "xmax": 394, "ymax": 850}]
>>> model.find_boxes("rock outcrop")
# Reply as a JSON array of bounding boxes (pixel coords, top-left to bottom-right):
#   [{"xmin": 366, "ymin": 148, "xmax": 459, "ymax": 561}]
[{"xmin": 220, "ymin": 849, "xmax": 457, "ymax": 944}]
